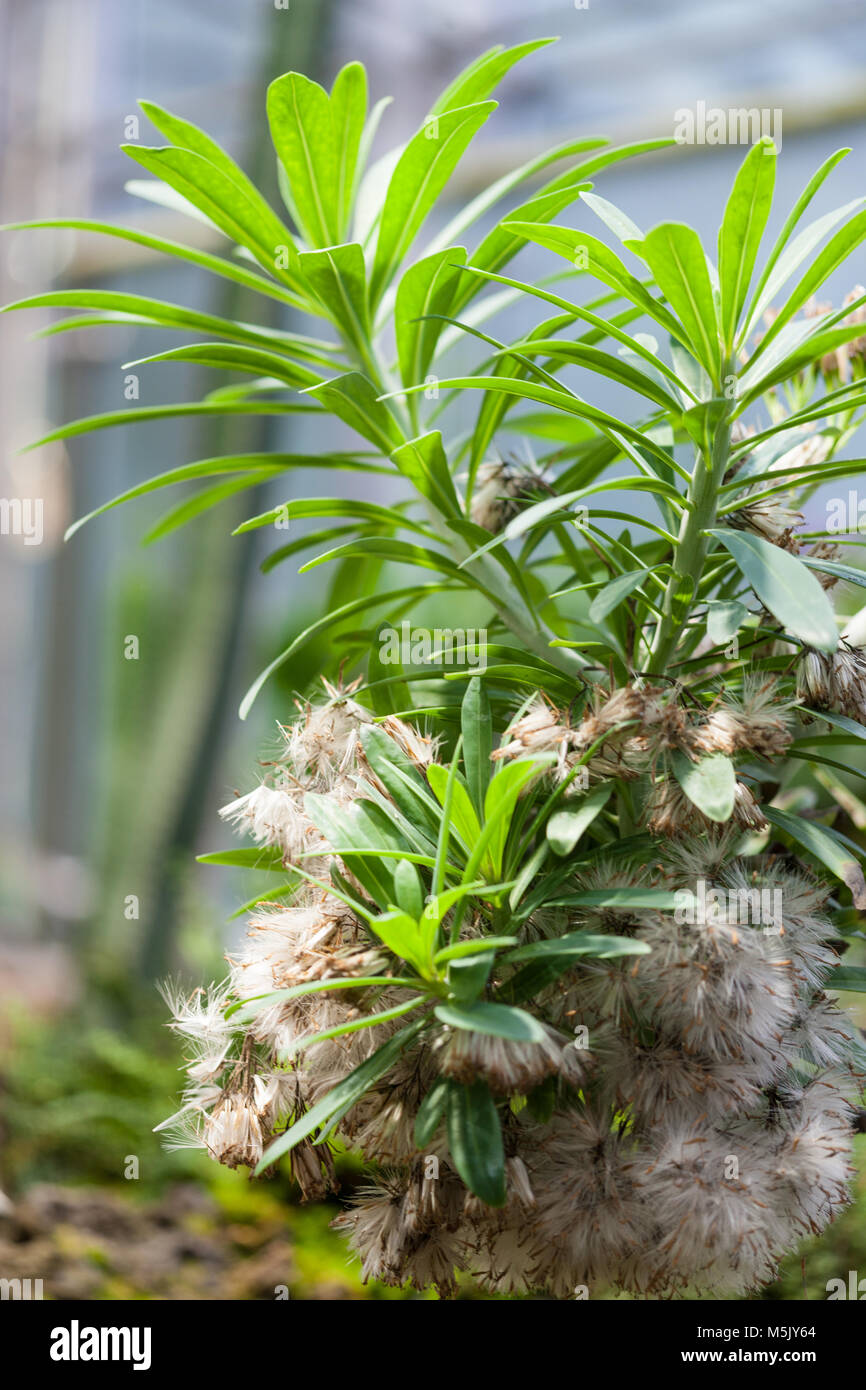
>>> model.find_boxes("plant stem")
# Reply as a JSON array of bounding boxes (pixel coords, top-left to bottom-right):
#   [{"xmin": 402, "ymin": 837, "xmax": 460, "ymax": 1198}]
[{"xmin": 648, "ymin": 405, "xmax": 732, "ymax": 674}]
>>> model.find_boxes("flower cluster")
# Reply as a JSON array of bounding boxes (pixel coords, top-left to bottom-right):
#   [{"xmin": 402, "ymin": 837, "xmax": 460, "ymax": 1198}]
[{"xmin": 159, "ymin": 676, "xmax": 863, "ymax": 1299}]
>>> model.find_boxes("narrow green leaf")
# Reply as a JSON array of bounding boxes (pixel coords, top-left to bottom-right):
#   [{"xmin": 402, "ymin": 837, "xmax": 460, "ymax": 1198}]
[
  {"xmin": 429, "ymin": 38, "xmax": 556, "ymax": 116},
  {"xmin": 708, "ymin": 529, "xmax": 838, "ymax": 653},
  {"xmin": 267, "ymin": 71, "xmax": 340, "ymax": 246},
  {"xmin": 446, "ymin": 1080, "xmax": 506, "ymax": 1207},
  {"xmin": 589, "ymin": 568, "xmax": 650, "ymax": 623},
  {"xmin": 436, "ymin": 999, "xmax": 549, "ymax": 1042},
  {"xmin": 744, "ymin": 147, "xmax": 851, "ymax": 333},
  {"xmin": 427, "ymin": 763, "xmax": 483, "ymax": 859},
  {"xmin": 330, "ymin": 62, "xmax": 368, "ymax": 238},
  {"xmin": 503, "ymin": 931, "xmax": 651, "ymax": 963},
  {"xmin": 196, "ymin": 847, "xmax": 285, "ymax": 870},
  {"xmin": 256, "ymin": 1019, "xmax": 427, "ymax": 1171},
  {"xmin": 1, "ymin": 218, "xmax": 302, "ymax": 307},
  {"xmin": 462, "ymin": 677, "xmax": 493, "ymax": 818},
  {"xmin": 122, "ymin": 143, "xmax": 295, "ymax": 283},
  {"xmin": 765, "ymin": 806, "xmax": 866, "ymax": 908},
  {"xmin": 501, "ymin": 221, "xmax": 685, "ymax": 347},
  {"xmin": 370, "ymin": 102, "xmax": 496, "ymax": 304},
  {"xmin": 629, "ymin": 222, "xmax": 721, "ymax": 376},
  {"xmin": 239, "ymin": 584, "xmax": 451, "ymax": 719},
  {"xmin": 298, "ymin": 242, "xmax": 371, "ymax": 355},
  {"xmin": 390, "ymin": 430, "xmax": 462, "ymax": 517},
  {"xmin": 18, "ymin": 401, "xmax": 320, "ymax": 453},
  {"xmin": 718, "ymin": 138, "xmax": 776, "ymax": 348},
  {"xmin": 303, "ymin": 371, "xmax": 403, "ymax": 452},
  {"xmin": 394, "ymin": 246, "xmax": 467, "ymax": 389},
  {"xmin": 413, "ymin": 1078, "xmax": 450, "ymax": 1147}
]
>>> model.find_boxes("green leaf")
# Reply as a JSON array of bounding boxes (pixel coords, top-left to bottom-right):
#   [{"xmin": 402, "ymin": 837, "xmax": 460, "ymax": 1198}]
[
  {"xmin": 672, "ymin": 751, "xmax": 736, "ymax": 823},
  {"xmin": 124, "ymin": 342, "xmax": 322, "ymax": 386},
  {"xmin": 446, "ymin": 1080, "xmax": 506, "ymax": 1207},
  {"xmin": 330, "ymin": 62, "xmax": 368, "ymax": 238},
  {"xmin": 196, "ymin": 847, "xmax": 286, "ymax": 871},
  {"xmin": 1, "ymin": 217, "xmax": 302, "ymax": 307},
  {"xmin": 144, "ymin": 474, "xmax": 276, "ymax": 544},
  {"xmin": 228, "ymin": 975, "xmax": 418, "ymax": 1023},
  {"xmin": 239, "ymin": 584, "xmax": 451, "ymax": 719},
  {"xmin": 390, "ymin": 430, "xmax": 462, "ymax": 517},
  {"xmin": 389, "ymin": 377, "xmax": 679, "ymax": 480},
  {"xmin": 394, "ymin": 246, "xmax": 467, "ymax": 389},
  {"xmin": 121, "ymin": 143, "xmax": 295, "ymax": 283},
  {"xmin": 503, "ymin": 931, "xmax": 651, "ymax": 963},
  {"xmin": 509, "ymin": 337, "xmax": 681, "ymax": 413},
  {"xmin": 447, "ymin": 952, "xmax": 495, "ymax": 1004},
  {"xmin": 453, "ymin": 136, "xmax": 676, "ymax": 317},
  {"xmin": 2, "ymin": 288, "xmax": 304, "ymax": 353},
  {"xmin": 433, "ymin": 936, "xmax": 518, "ymax": 965},
  {"xmin": 369, "ymin": 909, "xmax": 426, "ymax": 971},
  {"xmin": 370, "ymin": 102, "xmax": 496, "ymax": 304},
  {"xmin": 139, "ymin": 98, "xmax": 280, "ymax": 219},
  {"xmin": 359, "ymin": 724, "xmax": 442, "ymax": 833},
  {"xmin": 798, "ymin": 709, "xmax": 866, "ymax": 742},
  {"xmin": 435, "ymin": 999, "xmax": 549, "ymax": 1042},
  {"xmin": 764, "ymin": 807, "xmax": 866, "ymax": 908},
  {"xmin": 61, "ymin": 454, "xmax": 348, "ymax": 541},
  {"xmin": 743, "ymin": 148, "xmax": 851, "ymax": 335},
  {"xmin": 708, "ymin": 529, "xmax": 838, "ymax": 653},
  {"xmin": 298, "ymin": 242, "xmax": 371, "ymax": 356},
  {"xmin": 303, "ymin": 793, "xmax": 404, "ymax": 907},
  {"xmin": 393, "ymin": 859, "xmax": 425, "ymax": 920},
  {"xmin": 303, "ymin": 371, "xmax": 403, "ymax": 452},
  {"xmin": 800, "ymin": 555, "xmax": 866, "ymax": 591},
  {"xmin": 267, "ymin": 72, "xmax": 341, "ymax": 247},
  {"xmin": 426, "ymin": 139, "xmax": 606, "ymax": 259},
  {"xmin": 233, "ymin": 494, "xmax": 434, "ymax": 539},
  {"xmin": 580, "ymin": 190, "xmax": 643, "ymax": 243},
  {"xmin": 462, "ymin": 677, "xmax": 493, "ymax": 817},
  {"xmin": 427, "ymin": 763, "xmax": 483, "ymax": 857},
  {"xmin": 745, "ymin": 197, "xmax": 864, "ymax": 341},
  {"xmin": 18, "ymin": 400, "xmax": 320, "ymax": 453},
  {"xmin": 551, "ymin": 889, "xmax": 683, "ymax": 910},
  {"xmin": 299, "ymin": 537, "xmax": 469, "ymax": 591},
  {"xmin": 831, "ymin": 966, "xmax": 866, "ymax": 992},
  {"xmin": 748, "ymin": 206, "xmax": 866, "ymax": 365},
  {"xmin": 256, "ymin": 1018, "xmax": 427, "ymax": 1171},
  {"xmin": 717, "ymin": 138, "xmax": 776, "ymax": 348},
  {"xmin": 628, "ymin": 222, "xmax": 721, "ymax": 377},
  {"xmin": 546, "ymin": 783, "xmax": 613, "ymax": 856},
  {"xmin": 482, "ymin": 758, "xmax": 548, "ymax": 877},
  {"xmin": 429, "ymin": 38, "xmax": 556, "ymax": 116},
  {"xmin": 705, "ymin": 599, "xmax": 747, "ymax": 644},
  {"xmin": 501, "ymin": 221, "xmax": 685, "ymax": 346},
  {"xmin": 413, "ymin": 1078, "xmax": 450, "ymax": 1147},
  {"xmin": 589, "ymin": 568, "xmax": 650, "ymax": 623}
]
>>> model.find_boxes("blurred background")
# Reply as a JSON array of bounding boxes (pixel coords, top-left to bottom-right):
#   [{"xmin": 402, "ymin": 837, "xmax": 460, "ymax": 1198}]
[{"xmin": 1, "ymin": 0, "xmax": 865, "ymax": 1299}]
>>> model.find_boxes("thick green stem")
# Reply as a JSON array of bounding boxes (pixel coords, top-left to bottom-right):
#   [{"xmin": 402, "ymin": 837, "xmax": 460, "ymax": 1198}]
[{"xmin": 649, "ymin": 408, "xmax": 732, "ymax": 674}]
